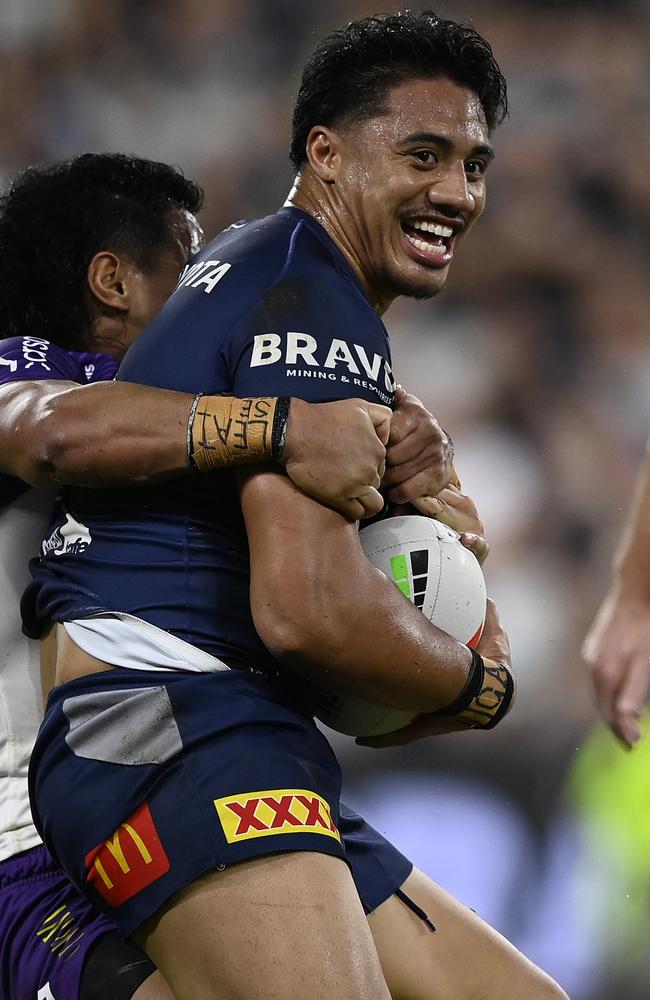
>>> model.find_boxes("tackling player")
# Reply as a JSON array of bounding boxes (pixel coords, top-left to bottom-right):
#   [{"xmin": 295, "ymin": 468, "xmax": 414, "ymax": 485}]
[
  {"xmin": 25, "ymin": 13, "xmax": 568, "ymax": 1000},
  {"xmin": 0, "ymin": 152, "xmax": 428, "ymax": 999}
]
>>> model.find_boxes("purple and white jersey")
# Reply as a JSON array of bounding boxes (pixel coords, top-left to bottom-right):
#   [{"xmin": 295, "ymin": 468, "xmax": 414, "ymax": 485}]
[{"xmin": 0, "ymin": 337, "xmax": 117, "ymax": 860}]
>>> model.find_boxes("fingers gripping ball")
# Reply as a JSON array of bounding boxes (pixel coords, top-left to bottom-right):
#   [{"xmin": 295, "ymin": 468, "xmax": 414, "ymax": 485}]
[{"xmin": 315, "ymin": 516, "xmax": 487, "ymax": 737}]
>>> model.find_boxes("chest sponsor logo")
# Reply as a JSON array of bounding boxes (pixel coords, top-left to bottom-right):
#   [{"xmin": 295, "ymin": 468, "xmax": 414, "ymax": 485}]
[
  {"xmin": 42, "ymin": 513, "xmax": 92, "ymax": 557},
  {"xmin": 214, "ymin": 788, "xmax": 341, "ymax": 844},
  {"xmin": 250, "ymin": 332, "xmax": 396, "ymax": 405},
  {"xmin": 84, "ymin": 802, "xmax": 170, "ymax": 907}
]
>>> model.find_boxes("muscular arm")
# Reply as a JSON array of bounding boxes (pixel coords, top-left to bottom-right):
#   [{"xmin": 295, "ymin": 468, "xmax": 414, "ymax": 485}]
[
  {"xmin": 240, "ymin": 468, "xmax": 475, "ymax": 712},
  {"xmin": 0, "ymin": 379, "xmax": 192, "ymax": 486},
  {"xmin": 582, "ymin": 444, "xmax": 650, "ymax": 747},
  {"xmin": 0, "ymin": 379, "xmax": 390, "ymax": 515}
]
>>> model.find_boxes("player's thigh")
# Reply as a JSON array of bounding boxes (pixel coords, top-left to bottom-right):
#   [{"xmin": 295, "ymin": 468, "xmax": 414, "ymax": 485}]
[
  {"xmin": 136, "ymin": 851, "xmax": 391, "ymax": 1000},
  {"xmin": 368, "ymin": 867, "xmax": 569, "ymax": 1000}
]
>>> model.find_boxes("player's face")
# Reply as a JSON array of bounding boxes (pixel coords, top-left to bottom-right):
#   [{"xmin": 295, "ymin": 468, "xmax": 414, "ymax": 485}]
[{"xmin": 337, "ymin": 77, "xmax": 492, "ymax": 311}]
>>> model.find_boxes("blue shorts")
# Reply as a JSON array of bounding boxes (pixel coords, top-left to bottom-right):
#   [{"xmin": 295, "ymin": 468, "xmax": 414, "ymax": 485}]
[
  {"xmin": 0, "ymin": 844, "xmax": 115, "ymax": 1000},
  {"xmin": 30, "ymin": 668, "xmax": 412, "ymax": 938}
]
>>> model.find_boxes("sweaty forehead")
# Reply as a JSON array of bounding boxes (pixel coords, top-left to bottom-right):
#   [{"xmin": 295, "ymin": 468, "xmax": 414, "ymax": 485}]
[{"xmin": 362, "ymin": 77, "xmax": 489, "ymax": 148}]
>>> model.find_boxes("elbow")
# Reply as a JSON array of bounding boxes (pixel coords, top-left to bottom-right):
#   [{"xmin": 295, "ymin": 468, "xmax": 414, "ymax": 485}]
[
  {"xmin": 251, "ymin": 586, "xmax": 339, "ymax": 668},
  {"xmin": 32, "ymin": 393, "xmax": 95, "ymax": 485},
  {"xmin": 28, "ymin": 420, "xmax": 72, "ymax": 485},
  {"xmin": 5, "ymin": 413, "xmax": 62, "ymax": 487}
]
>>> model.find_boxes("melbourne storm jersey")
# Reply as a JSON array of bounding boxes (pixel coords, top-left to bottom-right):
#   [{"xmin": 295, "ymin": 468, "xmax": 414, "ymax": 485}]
[
  {"xmin": 0, "ymin": 338, "xmax": 117, "ymax": 860},
  {"xmin": 25, "ymin": 208, "xmax": 396, "ymax": 676}
]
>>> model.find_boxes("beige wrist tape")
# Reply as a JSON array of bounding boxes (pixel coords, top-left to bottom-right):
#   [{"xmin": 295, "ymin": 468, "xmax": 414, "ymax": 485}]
[
  {"xmin": 433, "ymin": 650, "xmax": 514, "ymax": 730},
  {"xmin": 453, "ymin": 656, "xmax": 513, "ymax": 729},
  {"xmin": 188, "ymin": 395, "xmax": 283, "ymax": 472}
]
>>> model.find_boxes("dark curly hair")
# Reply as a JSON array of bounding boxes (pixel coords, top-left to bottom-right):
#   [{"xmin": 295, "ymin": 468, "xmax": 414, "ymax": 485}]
[
  {"xmin": 0, "ymin": 153, "xmax": 203, "ymax": 351},
  {"xmin": 290, "ymin": 10, "xmax": 508, "ymax": 170}
]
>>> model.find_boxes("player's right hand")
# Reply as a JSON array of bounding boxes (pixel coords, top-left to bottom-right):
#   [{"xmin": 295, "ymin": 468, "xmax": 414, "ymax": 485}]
[
  {"xmin": 357, "ymin": 600, "xmax": 514, "ymax": 747},
  {"xmin": 476, "ymin": 598, "xmax": 511, "ymax": 669},
  {"xmin": 280, "ymin": 397, "xmax": 391, "ymax": 519}
]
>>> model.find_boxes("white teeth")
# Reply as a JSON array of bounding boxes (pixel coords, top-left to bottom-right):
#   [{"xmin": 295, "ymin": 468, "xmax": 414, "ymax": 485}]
[
  {"xmin": 405, "ymin": 233, "xmax": 446, "ymax": 255},
  {"xmin": 411, "ymin": 220, "xmax": 453, "ymax": 238}
]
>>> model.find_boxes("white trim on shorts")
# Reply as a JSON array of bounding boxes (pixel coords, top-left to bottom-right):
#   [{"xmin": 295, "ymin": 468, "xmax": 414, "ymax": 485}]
[{"xmin": 64, "ymin": 613, "xmax": 231, "ymax": 674}]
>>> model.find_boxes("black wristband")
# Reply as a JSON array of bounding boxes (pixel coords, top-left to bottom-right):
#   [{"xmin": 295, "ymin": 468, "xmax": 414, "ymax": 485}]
[
  {"xmin": 433, "ymin": 649, "xmax": 484, "ymax": 718},
  {"xmin": 431, "ymin": 650, "xmax": 514, "ymax": 730},
  {"xmin": 271, "ymin": 396, "xmax": 291, "ymax": 460}
]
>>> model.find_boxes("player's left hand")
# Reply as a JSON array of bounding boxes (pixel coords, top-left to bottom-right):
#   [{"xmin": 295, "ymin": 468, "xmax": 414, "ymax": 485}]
[{"xmin": 383, "ymin": 386, "xmax": 454, "ymax": 501}]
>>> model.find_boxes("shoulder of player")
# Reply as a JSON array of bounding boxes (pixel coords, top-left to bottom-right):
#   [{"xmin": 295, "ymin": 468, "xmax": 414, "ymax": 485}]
[
  {"xmin": 176, "ymin": 209, "xmax": 369, "ymax": 320},
  {"xmin": 256, "ymin": 219, "xmax": 383, "ymax": 330}
]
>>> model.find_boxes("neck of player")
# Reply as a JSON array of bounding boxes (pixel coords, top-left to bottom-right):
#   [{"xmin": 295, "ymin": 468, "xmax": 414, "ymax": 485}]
[{"xmin": 285, "ymin": 177, "xmax": 394, "ymax": 317}]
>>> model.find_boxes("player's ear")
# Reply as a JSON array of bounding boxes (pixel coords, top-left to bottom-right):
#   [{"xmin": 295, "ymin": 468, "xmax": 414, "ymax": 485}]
[
  {"xmin": 87, "ymin": 251, "xmax": 132, "ymax": 313},
  {"xmin": 305, "ymin": 125, "xmax": 343, "ymax": 184}
]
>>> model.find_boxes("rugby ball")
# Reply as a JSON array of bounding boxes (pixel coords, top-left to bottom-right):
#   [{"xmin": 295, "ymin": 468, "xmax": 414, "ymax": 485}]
[{"xmin": 315, "ymin": 515, "xmax": 486, "ymax": 737}]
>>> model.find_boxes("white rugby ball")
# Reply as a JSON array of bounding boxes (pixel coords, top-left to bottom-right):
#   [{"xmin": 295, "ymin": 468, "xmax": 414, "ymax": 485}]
[{"xmin": 315, "ymin": 515, "xmax": 486, "ymax": 738}]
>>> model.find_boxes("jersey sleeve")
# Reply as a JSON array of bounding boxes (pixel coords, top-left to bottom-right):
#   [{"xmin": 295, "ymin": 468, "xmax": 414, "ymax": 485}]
[{"xmin": 0, "ymin": 336, "xmax": 85, "ymax": 386}]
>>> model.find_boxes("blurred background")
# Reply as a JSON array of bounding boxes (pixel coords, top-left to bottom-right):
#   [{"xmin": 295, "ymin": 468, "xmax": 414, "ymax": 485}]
[{"xmin": 1, "ymin": 0, "xmax": 648, "ymax": 995}]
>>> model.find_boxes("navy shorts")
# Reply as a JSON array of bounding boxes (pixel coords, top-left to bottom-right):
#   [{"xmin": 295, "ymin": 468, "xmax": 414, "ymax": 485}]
[
  {"xmin": 30, "ymin": 668, "xmax": 412, "ymax": 938},
  {"xmin": 0, "ymin": 844, "xmax": 115, "ymax": 1000}
]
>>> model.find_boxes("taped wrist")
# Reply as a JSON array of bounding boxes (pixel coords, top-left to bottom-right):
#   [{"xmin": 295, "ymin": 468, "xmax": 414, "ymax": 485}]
[
  {"xmin": 188, "ymin": 395, "xmax": 291, "ymax": 472},
  {"xmin": 433, "ymin": 649, "xmax": 514, "ymax": 729}
]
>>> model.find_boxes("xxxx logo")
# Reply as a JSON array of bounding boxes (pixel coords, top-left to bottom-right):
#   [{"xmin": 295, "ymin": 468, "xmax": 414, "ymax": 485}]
[{"xmin": 214, "ymin": 788, "xmax": 340, "ymax": 844}]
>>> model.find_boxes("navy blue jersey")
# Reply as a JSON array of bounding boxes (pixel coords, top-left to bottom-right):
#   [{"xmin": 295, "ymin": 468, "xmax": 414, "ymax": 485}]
[
  {"xmin": 0, "ymin": 337, "xmax": 118, "ymax": 509},
  {"xmin": 24, "ymin": 208, "xmax": 396, "ymax": 674}
]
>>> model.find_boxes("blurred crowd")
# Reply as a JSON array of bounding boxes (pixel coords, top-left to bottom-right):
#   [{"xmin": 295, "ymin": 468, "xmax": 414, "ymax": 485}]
[{"xmin": 1, "ymin": 0, "xmax": 649, "ymax": 996}]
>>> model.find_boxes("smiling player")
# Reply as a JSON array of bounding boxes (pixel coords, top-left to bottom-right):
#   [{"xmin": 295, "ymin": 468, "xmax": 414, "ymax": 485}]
[
  {"xmin": 27, "ymin": 13, "xmax": 567, "ymax": 1000},
  {"xmin": 0, "ymin": 152, "xmax": 412, "ymax": 1000}
]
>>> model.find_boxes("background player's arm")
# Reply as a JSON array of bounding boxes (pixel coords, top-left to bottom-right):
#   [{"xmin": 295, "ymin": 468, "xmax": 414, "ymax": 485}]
[
  {"xmin": 0, "ymin": 378, "xmax": 193, "ymax": 486},
  {"xmin": 582, "ymin": 442, "xmax": 650, "ymax": 747},
  {"xmin": 0, "ymin": 379, "xmax": 390, "ymax": 515},
  {"xmin": 240, "ymin": 468, "xmax": 512, "ymax": 724}
]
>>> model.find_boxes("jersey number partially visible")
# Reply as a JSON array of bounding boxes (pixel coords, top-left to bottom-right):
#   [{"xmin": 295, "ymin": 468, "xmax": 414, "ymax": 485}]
[
  {"xmin": 37, "ymin": 984, "xmax": 57, "ymax": 1000},
  {"xmin": 0, "ymin": 357, "xmax": 18, "ymax": 373}
]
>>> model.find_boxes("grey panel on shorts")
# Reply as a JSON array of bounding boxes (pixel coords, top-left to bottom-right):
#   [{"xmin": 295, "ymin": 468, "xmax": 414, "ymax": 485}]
[{"xmin": 63, "ymin": 686, "xmax": 182, "ymax": 765}]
